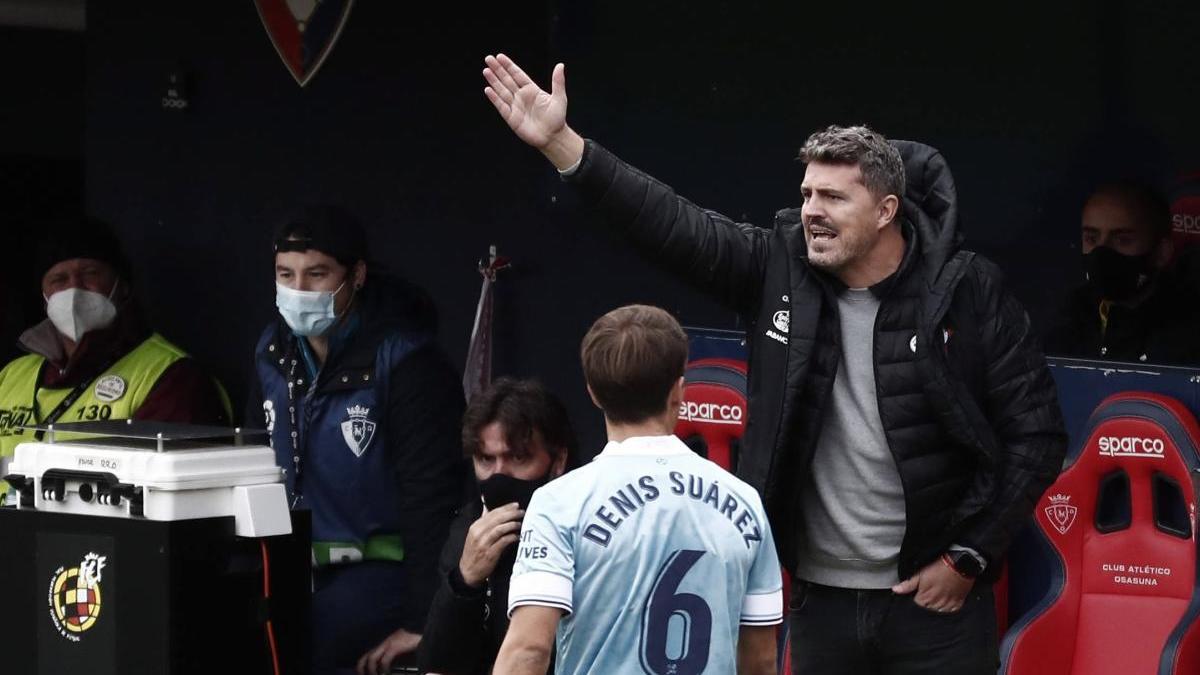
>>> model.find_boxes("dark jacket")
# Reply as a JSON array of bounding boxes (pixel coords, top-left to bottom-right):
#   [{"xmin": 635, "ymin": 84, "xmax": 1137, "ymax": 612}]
[
  {"xmin": 249, "ymin": 275, "xmax": 467, "ymax": 632},
  {"xmin": 1044, "ymin": 276, "xmax": 1200, "ymax": 367},
  {"xmin": 417, "ymin": 500, "xmax": 527, "ymax": 675},
  {"xmin": 565, "ymin": 140, "xmax": 1068, "ymax": 580}
]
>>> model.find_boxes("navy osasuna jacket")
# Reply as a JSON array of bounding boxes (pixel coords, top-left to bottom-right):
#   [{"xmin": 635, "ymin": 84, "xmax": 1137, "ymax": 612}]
[
  {"xmin": 251, "ymin": 274, "xmax": 466, "ymax": 631},
  {"xmin": 563, "ymin": 139, "xmax": 1068, "ymax": 582}
]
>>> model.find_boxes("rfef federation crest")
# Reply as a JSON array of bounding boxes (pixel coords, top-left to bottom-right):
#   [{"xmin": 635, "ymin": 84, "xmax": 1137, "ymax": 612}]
[
  {"xmin": 1044, "ymin": 493, "xmax": 1078, "ymax": 535},
  {"xmin": 254, "ymin": 0, "xmax": 355, "ymax": 87},
  {"xmin": 340, "ymin": 404, "xmax": 376, "ymax": 457},
  {"xmin": 47, "ymin": 552, "xmax": 107, "ymax": 641}
]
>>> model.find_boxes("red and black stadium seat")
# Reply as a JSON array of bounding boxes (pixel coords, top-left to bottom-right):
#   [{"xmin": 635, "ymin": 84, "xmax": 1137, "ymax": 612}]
[
  {"xmin": 1169, "ymin": 172, "xmax": 1200, "ymax": 263},
  {"xmin": 999, "ymin": 392, "xmax": 1200, "ymax": 675},
  {"xmin": 672, "ymin": 357, "xmax": 797, "ymax": 670},
  {"xmin": 1169, "ymin": 173, "xmax": 1200, "ymax": 296},
  {"xmin": 674, "ymin": 357, "xmax": 748, "ymax": 471}
]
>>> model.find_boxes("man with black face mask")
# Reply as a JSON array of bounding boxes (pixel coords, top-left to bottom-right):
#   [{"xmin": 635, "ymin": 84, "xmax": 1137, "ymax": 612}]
[
  {"xmin": 418, "ymin": 377, "xmax": 576, "ymax": 675},
  {"xmin": 1046, "ymin": 182, "xmax": 1200, "ymax": 366}
]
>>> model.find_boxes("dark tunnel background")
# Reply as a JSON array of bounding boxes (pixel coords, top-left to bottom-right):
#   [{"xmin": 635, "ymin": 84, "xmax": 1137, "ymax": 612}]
[{"xmin": 2, "ymin": 1, "xmax": 1198, "ymax": 453}]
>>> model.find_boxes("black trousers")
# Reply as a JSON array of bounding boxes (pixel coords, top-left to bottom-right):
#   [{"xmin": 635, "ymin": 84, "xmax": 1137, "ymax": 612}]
[
  {"xmin": 312, "ymin": 561, "xmax": 418, "ymax": 673},
  {"xmin": 789, "ymin": 581, "xmax": 999, "ymax": 675}
]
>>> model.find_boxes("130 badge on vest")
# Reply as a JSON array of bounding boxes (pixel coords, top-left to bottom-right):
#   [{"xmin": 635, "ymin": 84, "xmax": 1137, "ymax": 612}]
[
  {"xmin": 93, "ymin": 375, "xmax": 127, "ymax": 403},
  {"xmin": 340, "ymin": 404, "xmax": 376, "ymax": 457}
]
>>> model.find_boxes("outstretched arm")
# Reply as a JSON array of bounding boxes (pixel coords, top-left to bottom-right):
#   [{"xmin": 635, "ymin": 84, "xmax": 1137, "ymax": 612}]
[
  {"xmin": 481, "ymin": 53, "xmax": 772, "ymax": 313},
  {"xmin": 483, "ymin": 53, "xmax": 584, "ymax": 170}
]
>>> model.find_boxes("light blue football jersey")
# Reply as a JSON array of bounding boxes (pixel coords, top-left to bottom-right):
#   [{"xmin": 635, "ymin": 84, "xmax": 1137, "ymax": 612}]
[{"xmin": 508, "ymin": 435, "xmax": 783, "ymax": 675}]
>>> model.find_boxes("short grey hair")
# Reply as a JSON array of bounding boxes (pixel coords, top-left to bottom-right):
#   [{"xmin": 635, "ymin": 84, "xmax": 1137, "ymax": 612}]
[{"xmin": 799, "ymin": 125, "xmax": 905, "ymax": 200}]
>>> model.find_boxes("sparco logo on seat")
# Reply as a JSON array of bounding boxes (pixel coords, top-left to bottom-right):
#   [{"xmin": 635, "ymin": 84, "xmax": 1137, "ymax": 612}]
[
  {"xmin": 1097, "ymin": 435, "xmax": 1166, "ymax": 458},
  {"xmin": 1173, "ymin": 213, "xmax": 1200, "ymax": 234},
  {"xmin": 678, "ymin": 401, "xmax": 744, "ymax": 426}
]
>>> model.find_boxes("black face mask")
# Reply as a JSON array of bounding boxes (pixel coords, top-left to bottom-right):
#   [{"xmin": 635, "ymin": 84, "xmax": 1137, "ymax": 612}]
[
  {"xmin": 1083, "ymin": 246, "xmax": 1154, "ymax": 302},
  {"xmin": 479, "ymin": 472, "xmax": 551, "ymax": 511}
]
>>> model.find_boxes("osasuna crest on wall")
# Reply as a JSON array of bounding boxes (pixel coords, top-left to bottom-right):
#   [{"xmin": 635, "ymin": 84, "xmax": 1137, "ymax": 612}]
[
  {"xmin": 254, "ymin": 0, "xmax": 355, "ymax": 87},
  {"xmin": 1044, "ymin": 493, "xmax": 1078, "ymax": 535},
  {"xmin": 340, "ymin": 404, "xmax": 376, "ymax": 457}
]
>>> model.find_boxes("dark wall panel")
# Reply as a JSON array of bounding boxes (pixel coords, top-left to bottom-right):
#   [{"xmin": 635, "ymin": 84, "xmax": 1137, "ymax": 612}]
[
  {"xmin": 1, "ymin": 26, "xmax": 84, "ymax": 362},
  {"xmin": 85, "ymin": 2, "xmax": 1200, "ymax": 452}
]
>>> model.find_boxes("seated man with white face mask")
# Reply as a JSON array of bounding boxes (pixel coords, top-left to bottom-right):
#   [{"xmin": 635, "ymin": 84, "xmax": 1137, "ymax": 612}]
[
  {"xmin": 0, "ymin": 216, "xmax": 231, "ymax": 496},
  {"xmin": 250, "ymin": 205, "xmax": 467, "ymax": 674}
]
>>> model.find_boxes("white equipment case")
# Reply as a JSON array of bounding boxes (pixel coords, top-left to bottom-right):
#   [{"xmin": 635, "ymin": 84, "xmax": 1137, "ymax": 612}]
[{"xmin": 4, "ymin": 420, "xmax": 291, "ymax": 537}]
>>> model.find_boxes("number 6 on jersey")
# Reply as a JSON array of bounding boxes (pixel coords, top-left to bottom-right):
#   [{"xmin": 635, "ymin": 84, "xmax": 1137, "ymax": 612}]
[{"xmin": 640, "ymin": 549, "xmax": 713, "ymax": 675}]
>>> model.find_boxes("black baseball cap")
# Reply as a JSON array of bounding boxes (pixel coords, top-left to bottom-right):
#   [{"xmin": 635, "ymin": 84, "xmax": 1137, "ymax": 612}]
[{"xmin": 272, "ymin": 205, "xmax": 368, "ymax": 268}]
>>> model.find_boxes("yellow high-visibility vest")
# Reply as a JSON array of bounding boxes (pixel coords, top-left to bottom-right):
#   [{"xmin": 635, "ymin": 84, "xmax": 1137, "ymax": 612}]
[{"xmin": 0, "ymin": 333, "xmax": 229, "ymax": 484}]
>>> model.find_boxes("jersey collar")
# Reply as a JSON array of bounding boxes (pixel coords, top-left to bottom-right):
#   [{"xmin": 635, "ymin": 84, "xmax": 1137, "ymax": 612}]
[{"xmin": 598, "ymin": 434, "xmax": 692, "ymax": 458}]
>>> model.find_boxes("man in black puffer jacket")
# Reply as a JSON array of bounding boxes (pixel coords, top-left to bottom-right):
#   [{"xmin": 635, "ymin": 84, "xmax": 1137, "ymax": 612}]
[{"xmin": 482, "ymin": 54, "xmax": 1067, "ymax": 674}]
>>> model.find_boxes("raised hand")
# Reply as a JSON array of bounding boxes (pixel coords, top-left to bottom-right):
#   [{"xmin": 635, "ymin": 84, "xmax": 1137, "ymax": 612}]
[{"xmin": 483, "ymin": 53, "xmax": 584, "ymax": 170}]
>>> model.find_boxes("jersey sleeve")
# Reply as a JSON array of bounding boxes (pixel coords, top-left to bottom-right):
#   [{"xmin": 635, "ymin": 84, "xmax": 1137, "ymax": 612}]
[
  {"xmin": 740, "ymin": 499, "xmax": 783, "ymax": 626},
  {"xmin": 507, "ymin": 486, "xmax": 575, "ymax": 617}
]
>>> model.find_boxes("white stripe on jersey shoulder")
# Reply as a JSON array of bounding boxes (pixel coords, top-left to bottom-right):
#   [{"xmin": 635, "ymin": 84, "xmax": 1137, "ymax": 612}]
[
  {"xmin": 741, "ymin": 616, "xmax": 785, "ymax": 626},
  {"xmin": 598, "ymin": 434, "xmax": 692, "ymax": 458},
  {"xmin": 509, "ymin": 570, "xmax": 574, "ymax": 617},
  {"xmin": 740, "ymin": 589, "xmax": 784, "ymax": 625}
]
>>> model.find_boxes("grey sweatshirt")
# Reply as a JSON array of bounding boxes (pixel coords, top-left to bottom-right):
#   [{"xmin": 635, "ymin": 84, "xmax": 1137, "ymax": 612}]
[{"xmin": 795, "ymin": 287, "xmax": 907, "ymax": 589}]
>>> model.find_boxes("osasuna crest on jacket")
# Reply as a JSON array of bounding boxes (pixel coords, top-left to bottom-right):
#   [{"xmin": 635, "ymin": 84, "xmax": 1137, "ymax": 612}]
[
  {"xmin": 253, "ymin": 319, "xmax": 430, "ymax": 561},
  {"xmin": 340, "ymin": 404, "xmax": 376, "ymax": 457},
  {"xmin": 508, "ymin": 435, "xmax": 783, "ymax": 675}
]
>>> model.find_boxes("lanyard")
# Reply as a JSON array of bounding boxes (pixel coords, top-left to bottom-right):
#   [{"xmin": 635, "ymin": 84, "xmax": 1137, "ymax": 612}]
[{"xmin": 31, "ymin": 356, "xmax": 119, "ymax": 440}]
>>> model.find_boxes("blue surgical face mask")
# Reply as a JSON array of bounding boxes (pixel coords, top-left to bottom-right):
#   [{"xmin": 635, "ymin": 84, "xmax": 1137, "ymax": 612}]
[{"xmin": 275, "ymin": 281, "xmax": 346, "ymax": 337}]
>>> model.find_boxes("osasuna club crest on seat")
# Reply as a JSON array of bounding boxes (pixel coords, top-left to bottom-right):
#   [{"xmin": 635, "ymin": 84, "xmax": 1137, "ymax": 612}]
[
  {"xmin": 340, "ymin": 404, "xmax": 376, "ymax": 457},
  {"xmin": 1044, "ymin": 493, "xmax": 1077, "ymax": 535},
  {"xmin": 253, "ymin": 0, "xmax": 355, "ymax": 87}
]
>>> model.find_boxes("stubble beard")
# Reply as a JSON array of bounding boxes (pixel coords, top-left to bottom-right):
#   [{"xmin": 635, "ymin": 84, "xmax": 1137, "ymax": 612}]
[{"xmin": 806, "ymin": 222, "xmax": 874, "ymax": 273}]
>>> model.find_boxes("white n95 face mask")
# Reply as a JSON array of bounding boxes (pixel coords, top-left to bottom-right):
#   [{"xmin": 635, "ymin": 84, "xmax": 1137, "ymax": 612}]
[
  {"xmin": 276, "ymin": 282, "xmax": 345, "ymax": 337},
  {"xmin": 45, "ymin": 285, "xmax": 119, "ymax": 343}
]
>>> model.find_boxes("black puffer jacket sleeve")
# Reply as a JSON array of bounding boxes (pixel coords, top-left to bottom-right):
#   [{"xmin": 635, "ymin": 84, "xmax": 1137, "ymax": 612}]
[
  {"xmin": 418, "ymin": 504, "xmax": 493, "ymax": 674},
  {"xmin": 566, "ymin": 140, "xmax": 773, "ymax": 314},
  {"xmin": 955, "ymin": 261, "xmax": 1068, "ymax": 564},
  {"xmin": 388, "ymin": 346, "xmax": 469, "ymax": 632}
]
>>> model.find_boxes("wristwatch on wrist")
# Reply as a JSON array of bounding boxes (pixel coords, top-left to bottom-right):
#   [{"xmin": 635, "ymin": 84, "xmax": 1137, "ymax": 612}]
[{"xmin": 942, "ymin": 549, "xmax": 984, "ymax": 579}]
